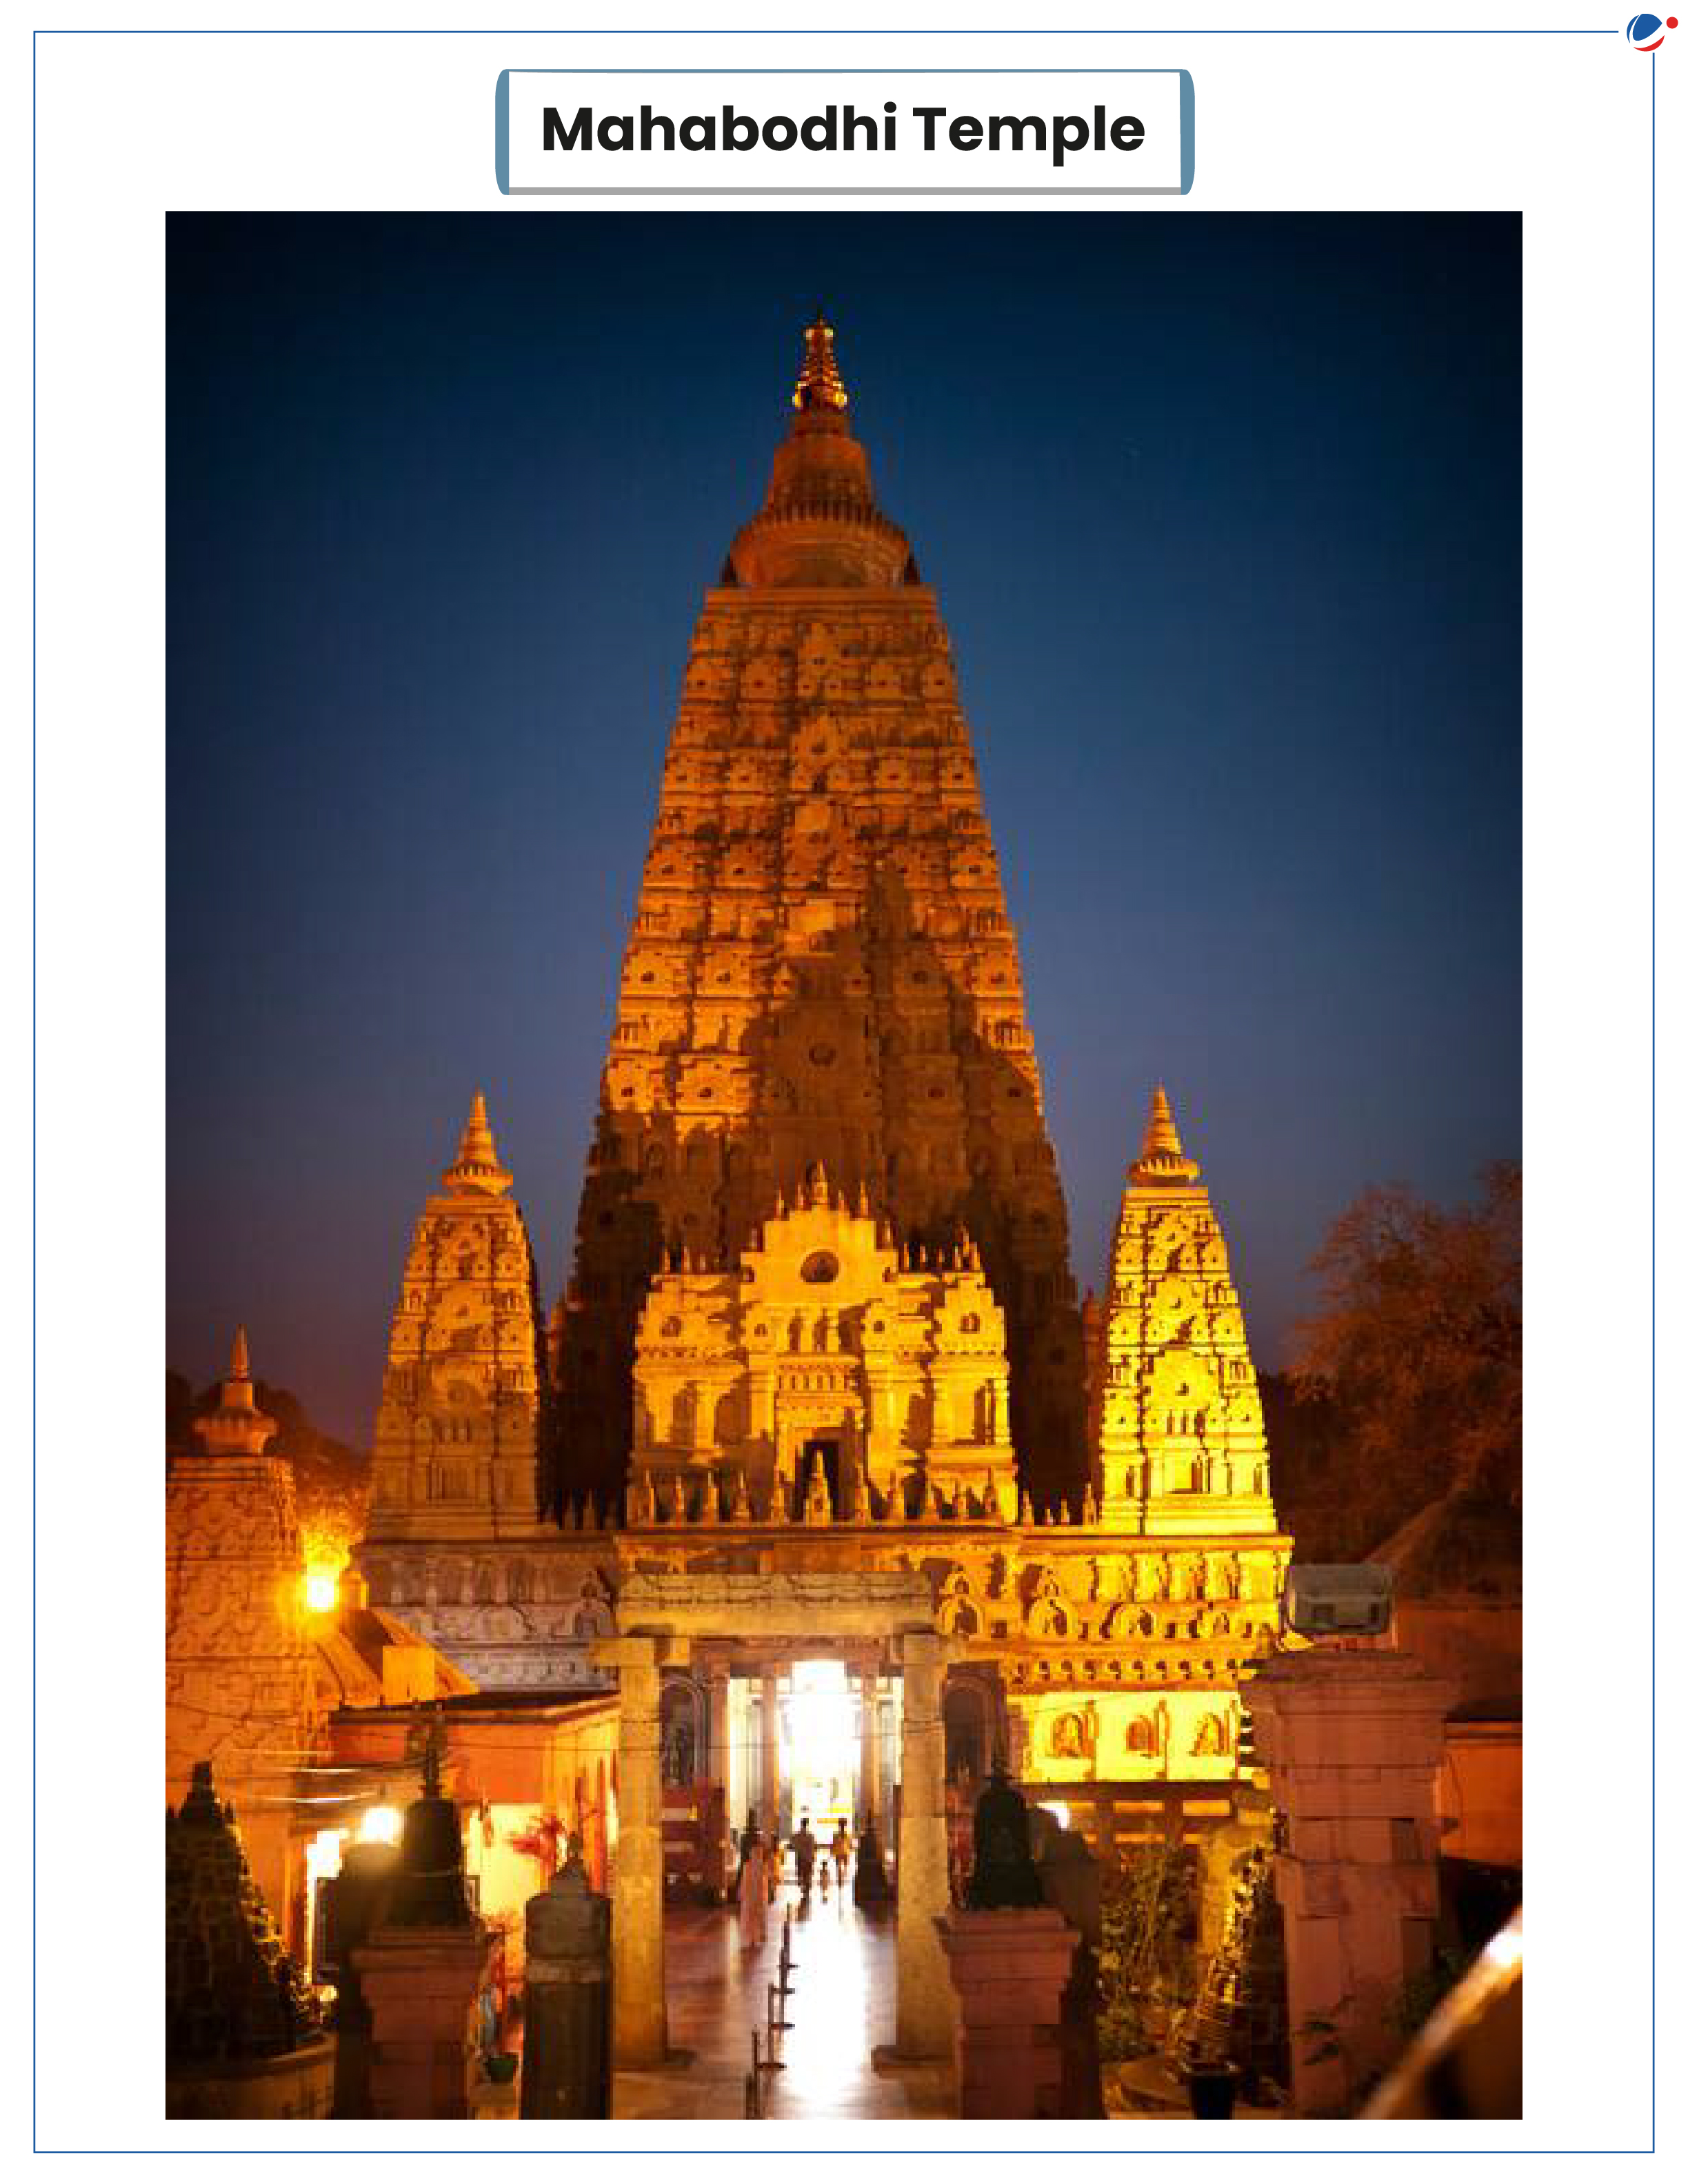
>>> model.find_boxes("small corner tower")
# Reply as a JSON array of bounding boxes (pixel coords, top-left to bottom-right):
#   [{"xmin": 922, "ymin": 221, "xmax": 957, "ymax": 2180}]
[
  {"xmin": 166, "ymin": 1327, "xmax": 318, "ymax": 1914},
  {"xmin": 1093, "ymin": 1088, "xmax": 1278, "ymax": 1535},
  {"xmin": 366, "ymin": 1094, "xmax": 548, "ymax": 1544}
]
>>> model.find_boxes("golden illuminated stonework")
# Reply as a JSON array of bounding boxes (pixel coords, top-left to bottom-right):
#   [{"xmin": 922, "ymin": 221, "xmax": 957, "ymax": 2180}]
[
  {"xmin": 629, "ymin": 1165, "xmax": 1017, "ymax": 1521},
  {"xmin": 367, "ymin": 1094, "xmax": 548, "ymax": 1544},
  {"xmin": 349, "ymin": 322, "xmax": 1293, "ymax": 1785},
  {"xmin": 166, "ymin": 1328, "xmax": 319, "ymax": 1910},
  {"xmin": 552, "ymin": 317, "xmax": 1085, "ymax": 1511},
  {"xmin": 1092, "ymin": 1087, "xmax": 1278, "ymax": 1536}
]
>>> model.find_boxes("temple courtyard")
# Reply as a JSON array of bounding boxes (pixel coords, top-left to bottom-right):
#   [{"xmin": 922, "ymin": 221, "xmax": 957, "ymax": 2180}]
[{"xmin": 612, "ymin": 1888, "xmax": 951, "ymax": 2122}]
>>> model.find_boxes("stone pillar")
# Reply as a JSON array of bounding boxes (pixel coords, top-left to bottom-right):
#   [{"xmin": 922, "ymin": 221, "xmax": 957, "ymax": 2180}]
[
  {"xmin": 937, "ymin": 1908, "xmax": 1081, "ymax": 2119},
  {"xmin": 328, "ymin": 1840, "xmax": 401, "ymax": 2119},
  {"xmin": 1247, "ymin": 1648, "xmax": 1453, "ymax": 2117},
  {"xmin": 707, "ymin": 1664, "xmax": 732, "ymax": 1790},
  {"xmin": 859, "ymin": 1668, "xmax": 881, "ymax": 1826},
  {"xmin": 706, "ymin": 1664, "xmax": 733, "ymax": 1897},
  {"xmin": 521, "ymin": 1862, "xmax": 613, "ymax": 2119},
  {"xmin": 1036, "ymin": 1828, "xmax": 1107, "ymax": 2120},
  {"xmin": 596, "ymin": 1635, "xmax": 667, "ymax": 2068},
  {"xmin": 1005, "ymin": 1700, "xmax": 1030, "ymax": 1781},
  {"xmin": 894, "ymin": 1632, "xmax": 955, "ymax": 2059},
  {"xmin": 354, "ymin": 1924, "xmax": 494, "ymax": 2121},
  {"xmin": 760, "ymin": 1668, "xmax": 783, "ymax": 1844}
]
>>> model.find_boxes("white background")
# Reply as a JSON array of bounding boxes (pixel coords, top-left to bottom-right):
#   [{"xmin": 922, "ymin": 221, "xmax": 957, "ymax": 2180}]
[{"xmin": 11, "ymin": 0, "xmax": 1680, "ymax": 2168}]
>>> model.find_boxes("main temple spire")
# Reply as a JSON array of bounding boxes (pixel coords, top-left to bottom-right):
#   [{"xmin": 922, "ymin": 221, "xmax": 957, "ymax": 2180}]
[{"xmin": 556, "ymin": 313, "xmax": 1088, "ymax": 1506}]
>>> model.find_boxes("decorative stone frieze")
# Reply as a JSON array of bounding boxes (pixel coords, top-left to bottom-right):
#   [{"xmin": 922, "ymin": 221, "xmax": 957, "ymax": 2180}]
[{"xmin": 630, "ymin": 1173, "xmax": 1017, "ymax": 1521}]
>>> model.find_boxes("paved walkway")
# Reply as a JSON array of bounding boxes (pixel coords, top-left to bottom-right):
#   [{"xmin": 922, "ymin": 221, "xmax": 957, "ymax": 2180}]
[{"xmin": 614, "ymin": 1881, "xmax": 954, "ymax": 2121}]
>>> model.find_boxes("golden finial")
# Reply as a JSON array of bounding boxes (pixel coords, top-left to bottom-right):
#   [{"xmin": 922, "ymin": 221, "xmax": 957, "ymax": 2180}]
[
  {"xmin": 443, "ymin": 1091, "xmax": 513, "ymax": 1196},
  {"xmin": 792, "ymin": 310, "xmax": 849, "ymax": 414},
  {"xmin": 1129, "ymin": 1083, "xmax": 1202, "ymax": 1187},
  {"xmin": 194, "ymin": 1325, "xmax": 277, "ymax": 1457}
]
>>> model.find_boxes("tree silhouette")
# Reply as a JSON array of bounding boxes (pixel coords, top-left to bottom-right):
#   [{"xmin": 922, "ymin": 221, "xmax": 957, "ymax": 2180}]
[{"xmin": 1277, "ymin": 1163, "xmax": 1520, "ymax": 1568}]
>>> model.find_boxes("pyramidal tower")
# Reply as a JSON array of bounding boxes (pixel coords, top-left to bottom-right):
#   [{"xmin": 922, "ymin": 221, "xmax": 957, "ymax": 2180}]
[
  {"xmin": 1092, "ymin": 1087, "xmax": 1277, "ymax": 1534},
  {"xmin": 552, "ymin": 315, "xmax": 1085, "ymax": 1510},
  {"xmin": 368, "ymin": 1094, "xmax": 549, "ymax": 1542}
]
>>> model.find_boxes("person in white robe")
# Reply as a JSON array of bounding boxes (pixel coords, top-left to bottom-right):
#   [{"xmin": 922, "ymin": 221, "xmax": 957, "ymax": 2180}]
[{"xmin": 737, "ymin": 1814, "xmax": 767, "ymax": 1948}]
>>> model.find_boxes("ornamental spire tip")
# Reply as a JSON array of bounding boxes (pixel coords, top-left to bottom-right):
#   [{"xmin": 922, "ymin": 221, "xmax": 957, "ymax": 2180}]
[{"xmin": 792, "ymin": 310, "xmax": 849, "ymax": 414}]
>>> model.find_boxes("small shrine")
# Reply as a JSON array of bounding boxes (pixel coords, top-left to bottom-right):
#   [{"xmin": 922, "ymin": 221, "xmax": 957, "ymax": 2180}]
[{"xmin": 165, "ymin": 1761, "xmax": 332, "ymax": 2119}]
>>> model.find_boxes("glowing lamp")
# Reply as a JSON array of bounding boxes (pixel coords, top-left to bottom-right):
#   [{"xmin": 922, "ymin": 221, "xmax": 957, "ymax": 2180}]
[
  {"xmin": 359, "ymin": 1803, "xmax": 402, "ymax": 1846},
  {"xmin": 1037, "ymin": 1800, "xmax": 1072, "ymax": 1831},
  {"xmin": 304, "ymin": 1568, "xmax": 339, "ymax": 1613}
]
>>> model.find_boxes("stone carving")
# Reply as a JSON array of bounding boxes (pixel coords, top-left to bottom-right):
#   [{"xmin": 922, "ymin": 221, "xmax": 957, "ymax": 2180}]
[
  {"xmin": 626, "ymin": 1187, "xmax": 1018, "ymax": 1523},
  {"xmin": 1026, "ymin": 1569, "xmax": 1072, "ymax": 1639},
  {"xmin": 937, "ymin": 1570, "xmax": 982, "ymax": 1638},
  {"xmin": 1049, "ymin": 1711, "xmax": 1087, "ymax": 1760}
]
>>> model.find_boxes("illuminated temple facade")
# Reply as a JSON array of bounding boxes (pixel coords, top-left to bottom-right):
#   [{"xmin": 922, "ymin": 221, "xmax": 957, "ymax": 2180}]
[
  {"xmin": 550, "ymin": 312, "xmax": 1085, "ymax": 1515},
  {"xmin": 354, "ymin": 318, "xmax": 1292, "ymax": 1801}
]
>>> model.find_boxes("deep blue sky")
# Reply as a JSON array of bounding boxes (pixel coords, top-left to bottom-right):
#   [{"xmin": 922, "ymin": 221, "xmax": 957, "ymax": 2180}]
[{"xmin": 167, "ymin": 212, "xmax": 1520, "ymax": 1444}]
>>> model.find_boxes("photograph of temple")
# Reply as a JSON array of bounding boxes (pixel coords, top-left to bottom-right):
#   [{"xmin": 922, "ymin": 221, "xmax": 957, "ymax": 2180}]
[{"xmin": 165, "ymin": 216, "xmax": 1522, "ymax": 2126}]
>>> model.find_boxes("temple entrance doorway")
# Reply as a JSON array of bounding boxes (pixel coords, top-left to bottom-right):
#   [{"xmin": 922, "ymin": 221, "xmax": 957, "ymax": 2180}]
[
  {"xmin": 785, "ymin": 1659, "xmax": 859, "ymax": 1839},
  {"xmin": 600, "ymin": 1573, "xmax": 956, "ymax": 2077},
  {"xmin": 721, "ymin": 1658, "xmax": 903, "ymax": 1846}
]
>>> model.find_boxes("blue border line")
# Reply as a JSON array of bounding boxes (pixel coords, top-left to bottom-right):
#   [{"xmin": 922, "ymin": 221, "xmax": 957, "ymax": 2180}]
[
  {"xmin": 1649, "ymin": 43, "xmax": 1658, "ymax": 2165},
  {"xmin": 29, "ymin": 12, "xmax": 1642, "ymax": 2166},
  {"xmin": 30, "ymin": 21, "xmax": 37, "ymax": 2163}
]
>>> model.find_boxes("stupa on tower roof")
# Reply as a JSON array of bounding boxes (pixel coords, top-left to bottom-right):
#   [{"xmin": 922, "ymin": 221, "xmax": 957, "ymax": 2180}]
[
  {"xmin": 1129, "ymin": 1084, "xmax": 1203, "ymax": 1188},
  {"xmin": 192, "ymin": 1325, "xmax": 278, "ymax": 1459},
  {"xmin": 727, "ymin": 312, "xmax": 912, "ymax": 589},
  {"xmin": 442, "ymin": 1091, "xmax": 513, "ymax": 1196}
]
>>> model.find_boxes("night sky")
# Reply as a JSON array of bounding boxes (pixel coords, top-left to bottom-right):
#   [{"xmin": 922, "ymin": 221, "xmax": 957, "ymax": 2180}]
[{"xmin": 167, "ymin": 212, "xmax": 1520, "ymax": 1445}]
